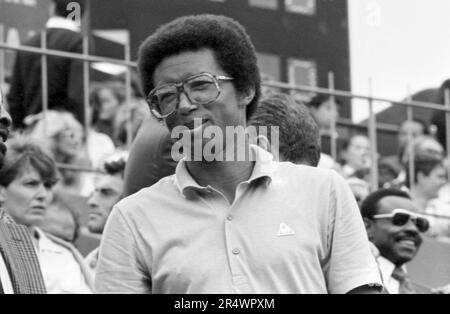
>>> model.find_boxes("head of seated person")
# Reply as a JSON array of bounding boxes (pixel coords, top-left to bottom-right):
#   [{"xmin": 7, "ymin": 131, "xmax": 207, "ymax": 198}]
[
  {"xmin": 307, "ymin": 94, "xmax": 341, "ymax": 134},
  {"xmin": 39, "ymin": 191, "xmax": 81, "ymax": 243},
  {"xmin": 90, "ymin": 81, "xmax": 126, "ymax": 138},
  {"xmin": 87, "ymin": 155, "xmax": 126, "ymax": 235},
  {"xmin": 248, "ymin": 93, "xmax": 321, "ymax": 166},
  {"xmin": 405, "ymin": 153, "xmax": 447, "ymax": 208},
  {"xmin": 340, "ymin": 134, "xmax": 371, "ymax": 176},
  {"xmin": 0, "ymin": 137, "xmax": 58, "ymax": 233},
  {"xmin": 361, "ymin": 189, "xmax": 427, "ymax": 267}
]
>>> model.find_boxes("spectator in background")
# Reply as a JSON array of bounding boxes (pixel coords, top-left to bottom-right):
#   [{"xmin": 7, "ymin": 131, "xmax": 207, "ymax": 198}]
[
  {"xmin": 307, "ymin": 94, "xmax": 340, "ymax": 137},
  {"xmin": 361, "ymin": 189, "xmax": 431, "ymax": 294},
  {"xmin": 381, "ymin": 119, "xmax": 428, "ymax": 179},
  {"xmin": 90, "ymin": 81, "xmax": 126, "ymax": 143},
  {"xmin": 85, "ymin": 156, "xmax": 126, "ymax": 271},
  {"xmin": 389, "ymin": 135, "xmax": 445, "ymax": 189},
  {"xmin": 307, "ymin": 94, "xmax": 341, "ymax": 170},
  {"xmin": 406, "ymin": 154, "xmax": 447, "ymax": 211},
  {"xmin": 0, "ymin": 138, "xmax": 93, "ymax": 293},
  {"xmin": 340, "ymin": 134, "xmax": 371, "ymax": 179},
  {"xmin": 248, "ymin": 93, "xmax": 321, "ymax": 166},
  {"xmin": 7, "ymin": 0, "xmax": 88, "ymax": 129},
  {"xmin": 0, "ymin": 89, "xmax": 46, "ymax": 294},
  {"xmin": 27, "ymin": 111, "xmax": 90, "ymax": 195},
  {"xmin": 406, "ymin": 154, "xmax": 448, "ymax": 238},
  {"xmin": 28, "ymin": 110, "xmax": 115, "ymax": 196}
]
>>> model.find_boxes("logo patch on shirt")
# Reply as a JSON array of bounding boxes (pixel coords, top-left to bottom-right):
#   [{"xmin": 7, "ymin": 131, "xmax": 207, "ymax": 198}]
[{"xmin": 277, "ymin": 223, "xmax": 296, "ymax": 236}]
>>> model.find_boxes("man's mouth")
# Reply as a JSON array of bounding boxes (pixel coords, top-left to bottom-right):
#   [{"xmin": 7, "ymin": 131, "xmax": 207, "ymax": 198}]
[
  {"xmin": 184, "ymin": 118, "xmax": 209, "ymax": 131},
  {"xmin": 395, "ymin": 236, "xmax": 420, "ymax": 250}
]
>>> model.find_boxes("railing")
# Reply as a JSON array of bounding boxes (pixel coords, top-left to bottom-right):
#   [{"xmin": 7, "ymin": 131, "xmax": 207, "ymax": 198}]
[{"xmin": 1, "ymin": 26, "xmax": 450, "ymax": 192}]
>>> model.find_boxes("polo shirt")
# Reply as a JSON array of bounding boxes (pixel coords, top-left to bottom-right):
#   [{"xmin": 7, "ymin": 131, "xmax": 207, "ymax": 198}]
[{"xmin": 95, "ymin": 145, "xmax": 382, "ymax": 294}]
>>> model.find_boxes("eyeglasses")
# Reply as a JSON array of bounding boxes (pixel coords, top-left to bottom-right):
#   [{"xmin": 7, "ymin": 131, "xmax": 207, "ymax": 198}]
[
  {"xmin": 372, "ymin": 209, "xmax": 430, "ymax": 233},
  {"xmin": 146, "ymin": 72, "xmax": 234, "ymax": 119}
]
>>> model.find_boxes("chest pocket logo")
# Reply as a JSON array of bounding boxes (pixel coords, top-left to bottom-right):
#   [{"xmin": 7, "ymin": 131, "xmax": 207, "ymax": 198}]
[{"xmin": 277, "ymin": 223, "xmax": 296, "ymax": 237}]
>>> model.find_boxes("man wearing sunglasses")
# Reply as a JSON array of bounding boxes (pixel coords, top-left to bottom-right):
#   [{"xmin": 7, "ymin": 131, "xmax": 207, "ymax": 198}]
[{"xmin": 361, "ymin": 189, "xmax": 431, "ymax": 294}]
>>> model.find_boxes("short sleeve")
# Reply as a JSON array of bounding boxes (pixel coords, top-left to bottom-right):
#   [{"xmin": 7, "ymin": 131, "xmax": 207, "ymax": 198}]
[
  {"xmin": 324, "ymin": 172, "xmax": 383, "ymax": 294},
  {"xmin": 95, "ymin": 207, "xmax": 151, "ymax": 294}
]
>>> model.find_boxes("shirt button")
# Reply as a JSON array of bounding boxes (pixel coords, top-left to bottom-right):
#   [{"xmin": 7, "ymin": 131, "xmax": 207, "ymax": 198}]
[
  {"xmin": 232, "ymin": 248, "xmax": 241, "ymax": 255},
  {"xmin": 227, "ymin": 215, "xmax": 233, "ymax": 221}
]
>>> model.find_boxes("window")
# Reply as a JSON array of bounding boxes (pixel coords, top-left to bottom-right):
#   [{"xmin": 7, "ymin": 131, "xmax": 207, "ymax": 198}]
[
  {"xmin": 257, "ymin": 52, "xmax": 281, "ymax": 96},
  {"xmin": 285, "ymin": 0, "xmax": 316, "ymax": 15},
  {"xmin": 288, "ymin": 58, "xmax": 317, "ymax": 101},
  {"xmin": 257, "ymin": 52, "xmax": 281, "ymax": 81},
  {"xmin": 249, "ymin": 0, "xmax": 278, "ymax": 10}
]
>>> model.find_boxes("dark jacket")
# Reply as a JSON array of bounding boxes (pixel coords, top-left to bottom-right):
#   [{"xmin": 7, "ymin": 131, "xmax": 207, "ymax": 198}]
[
  {"xmin": 0, "ymin": 210, "xmax": 46, "ymax": 294},
  {"xmin": 7, "ymin": 28, "xmax": 85, "ymax": 129},
  {"xmin": 123, "ymin": 116, "xmax": 178, "ymax": 197}
]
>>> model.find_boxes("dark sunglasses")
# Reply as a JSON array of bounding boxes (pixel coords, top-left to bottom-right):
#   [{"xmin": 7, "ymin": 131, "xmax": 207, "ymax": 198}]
[{"xmin": 372, "ymin": 209, "xmax": 430, "ymax": 233}]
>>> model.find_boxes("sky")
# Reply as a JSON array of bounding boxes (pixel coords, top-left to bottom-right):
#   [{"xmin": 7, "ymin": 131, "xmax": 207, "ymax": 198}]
[{"xmin": 348, "ymin": 0, "xmax": 450, "ymax": 122}]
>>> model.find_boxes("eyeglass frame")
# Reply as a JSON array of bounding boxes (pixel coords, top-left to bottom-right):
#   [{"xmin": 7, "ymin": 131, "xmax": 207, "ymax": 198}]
[
  {"xmin": 372, "ymin": 208, "xmax": 430, "ymax": 233},
  {"xmin": 146, "ymin": 72, "xmax": 234, "ymax": 119}
]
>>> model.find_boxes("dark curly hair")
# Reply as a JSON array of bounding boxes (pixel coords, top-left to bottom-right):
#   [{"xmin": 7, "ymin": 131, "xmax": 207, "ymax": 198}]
[
  {"xmin": 104, "ymin": 157, "xmax": 126, "ymax": 178},
  {"xmin": 138, "ymin": 14, "xmax": 261, "ymax": 120},
  {"xmin": 360, "ymin": 189, "xmax": 411, "ymax": 219}
]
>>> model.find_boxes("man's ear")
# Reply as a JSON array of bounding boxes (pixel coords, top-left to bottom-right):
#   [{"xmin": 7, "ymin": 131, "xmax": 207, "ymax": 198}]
[
  {"xmin": 238, "ymin": 87, "xmax": 256, "ymax": 108},
  {"xmin": 257, "ymin": 135, "xmax": 271, "ymax": 154},
  {"xmin": 364, "ymin": 217, "xmax": 375, "ymax": 241}
]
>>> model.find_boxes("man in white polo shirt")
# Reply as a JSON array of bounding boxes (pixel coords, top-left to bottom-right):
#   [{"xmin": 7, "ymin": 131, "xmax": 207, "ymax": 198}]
[{"xmin": 95, "ymin": 14, "xmax": 382, "ymax": 294}]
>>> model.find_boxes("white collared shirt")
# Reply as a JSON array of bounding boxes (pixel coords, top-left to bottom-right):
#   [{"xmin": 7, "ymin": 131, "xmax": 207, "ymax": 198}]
[
  {"xmin": 34, "ymin": 228, "xmax": 91, "ymax": 294},
  {"xmin": 46, "ymin": 16, "xmax": 80, "ymax": 32},
  {"xmin": 377, "ymin": 256, "xmax": 407, "ymax": 294},
  {"xmin": 0, "ymin": 251, "xmax": 14, "ymax": 294}
]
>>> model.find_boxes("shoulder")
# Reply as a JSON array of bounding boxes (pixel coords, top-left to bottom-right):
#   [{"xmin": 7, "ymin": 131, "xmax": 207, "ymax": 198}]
[
  {"xmin": 116, "ymin": 174, "xmax": 178, "ymax": 215},
  {"xmin": 275, "ymin": 162, "xmax": 338, "ymax": 183}
]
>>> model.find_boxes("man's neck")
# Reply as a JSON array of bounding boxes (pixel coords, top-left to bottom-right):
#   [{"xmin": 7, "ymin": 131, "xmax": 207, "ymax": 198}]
[{"xmin": 186, "ymin": 159, "xmax": 255, "ymax": 205}]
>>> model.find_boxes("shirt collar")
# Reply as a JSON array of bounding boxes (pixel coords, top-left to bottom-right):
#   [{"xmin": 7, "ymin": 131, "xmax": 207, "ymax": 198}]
[
  {"xmin": 377, "ymin": 256, "xmax": 407, "ymax": 283},
  {"xmin": 46, "ymin": 16, "xmax": 80, "ymax": 32},
  {"xmin": 175, "ymin": 145, "xmax": 277, "ymax": 198}
]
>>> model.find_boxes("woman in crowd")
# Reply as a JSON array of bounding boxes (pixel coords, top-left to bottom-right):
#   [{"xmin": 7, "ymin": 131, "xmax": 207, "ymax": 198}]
[
  {"xmin": 340, "ymin": 134, "xmax": 372, "ymax": 179},
  {"xmin": 90, "ymin": 81, "xmax": 126, "ymax": 144},
  {"xmin": 27, "ymin": 110, "xmax": 115, "ymax": 196},
  {"xmin": 0, "ymin": 137, "xmax": 93, "ymax": 293}
]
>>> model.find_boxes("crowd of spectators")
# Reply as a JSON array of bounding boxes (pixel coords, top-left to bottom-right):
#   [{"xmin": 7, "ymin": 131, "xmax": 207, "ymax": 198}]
[{"xmin": 1, "ymin": 3, "xmax": 450, "ymax": 294}]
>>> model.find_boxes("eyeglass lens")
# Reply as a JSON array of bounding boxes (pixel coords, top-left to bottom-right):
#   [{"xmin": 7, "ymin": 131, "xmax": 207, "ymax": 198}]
[{"xmin": 392, "ymin": 213, "xmax": 429, "ymax": 232}]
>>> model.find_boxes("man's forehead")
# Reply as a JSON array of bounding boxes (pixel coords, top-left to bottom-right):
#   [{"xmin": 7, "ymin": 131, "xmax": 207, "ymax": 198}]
[{"xmin": 377, "ymin": 196, "xmax": 418, "ymax": 214}]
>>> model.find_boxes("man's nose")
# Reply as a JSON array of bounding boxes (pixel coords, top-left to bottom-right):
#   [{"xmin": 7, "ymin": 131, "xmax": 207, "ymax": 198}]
[
  {"xmin": 178, "ymin": 92, "xmax": 197, "ymax": 116},
  {"xmin": 403, "ymin": 219, "xmax": 421, "ymax": 234}
]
